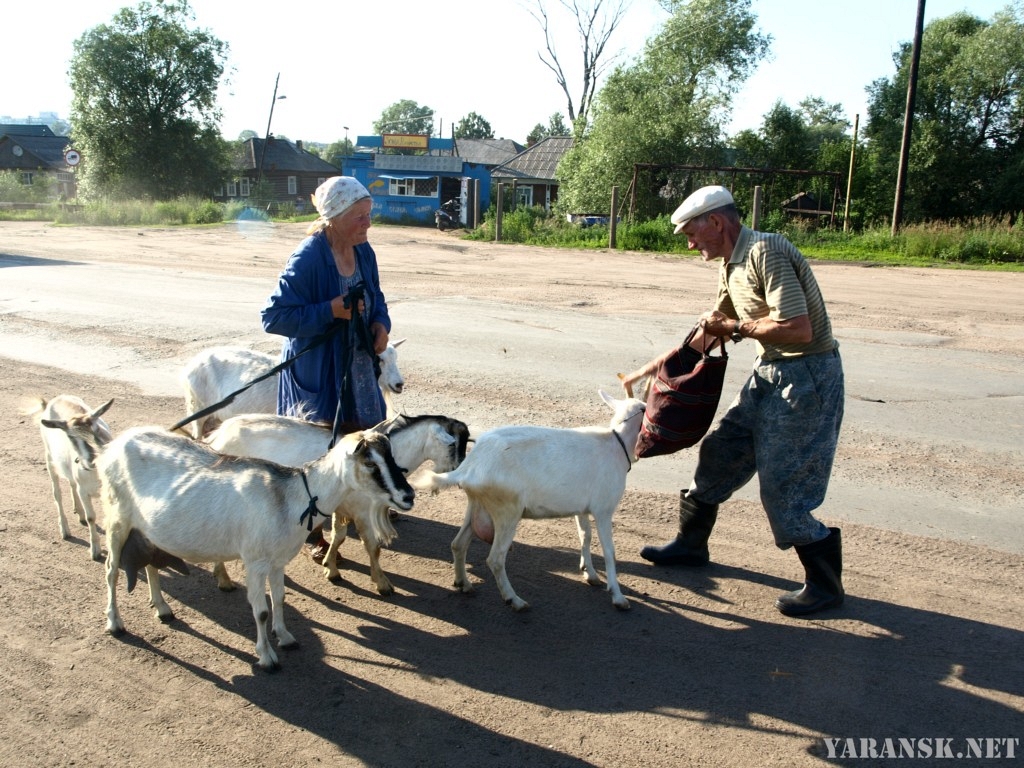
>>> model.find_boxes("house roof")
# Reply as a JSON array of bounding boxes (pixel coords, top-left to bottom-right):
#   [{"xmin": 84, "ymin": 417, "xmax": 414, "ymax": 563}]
[
  {"xmin": 0, "ymin": 134, "xmax": 72, "ymax": 170},
  {"xmin": 244, "ymin": 137, "xmax": 340, "ymax": 174},
  {"xmin": 490, "ymin": 136, "xmax": 573, "ymax": 183},
  {"xmin": 453, "ymin": 138, "xmax": 524, "ymax": 168},
  {"xmin": 0, "ymin": 124, "xmax": 56, "ymax": 138}
]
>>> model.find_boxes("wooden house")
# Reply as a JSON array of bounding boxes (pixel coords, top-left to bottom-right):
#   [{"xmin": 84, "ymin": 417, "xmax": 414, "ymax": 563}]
[
  {"xmin": 489, "ymin": 136, "xmax": 573, "ymax": 212},
  {"xmin": 0, "ymin": 124, "xmax": 76, "ymax": 199},
  {"xmin": 218, "ymin": 137, "xmax": 340, "ymax": 210}
]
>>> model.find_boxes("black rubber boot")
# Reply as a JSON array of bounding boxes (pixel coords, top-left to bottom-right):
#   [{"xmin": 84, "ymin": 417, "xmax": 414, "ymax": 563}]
[
  {"xmin": 776, "ymin": 527, "xmax": 845, "ymax": 617},
  {"xmin": 640, "ymin": 491, "xmax": 718, "ymax": 566}
]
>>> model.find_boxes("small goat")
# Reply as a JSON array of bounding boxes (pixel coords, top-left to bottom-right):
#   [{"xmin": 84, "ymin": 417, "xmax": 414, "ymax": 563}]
[
  {"xmin": 204, "ymin": 412, "xmax": 470, "ymax": 592},
  {"xmin": 98, "ymin": 424, "xmax": 414, "ymax": 671},
  {"xmin": 415, "ymin": 390, "xmax": 645, "ymax": 612},
  {"xmin": 180, "ymin": 339, "xmax": 406, "ymax": 438},
  {"xmin": 30, "ymin": 395, "xmax": 114, "ymax": 561}
]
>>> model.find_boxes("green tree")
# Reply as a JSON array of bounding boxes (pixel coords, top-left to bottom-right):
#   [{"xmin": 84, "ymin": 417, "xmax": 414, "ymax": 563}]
[
  {"xmin": 527, "ymin": 113, "xmax": 571, "ymax": 145},
  {"xmin": 373, "ymin": 100, "xmax": 434, "ymax": 137},
  {"xmin": 557, "ymin": 0, "xmax": 770, "ymax": 215},
  {"xmin": 322, "ymin": 139, "xmax": 353, "ymax": 167},
  {"xmin": 68, "ymin": 0, "xmax": 229, "ymax": 200},
  {"xmin": 454, "ymin": 112, "xmax": 494, "ymax": 139},
  {"xmin": 864, "ymin": 7, "xmax": 1024, "ymax": 222}
]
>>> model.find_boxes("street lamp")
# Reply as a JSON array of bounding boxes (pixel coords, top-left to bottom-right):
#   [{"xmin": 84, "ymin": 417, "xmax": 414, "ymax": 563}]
[
  {"xmin": 344, "ymin": 125, "xmax": 349, "ymax": 149},
  {"xmin": 256, "ymin": 73, "xmax": 287, "ymax": 188}
]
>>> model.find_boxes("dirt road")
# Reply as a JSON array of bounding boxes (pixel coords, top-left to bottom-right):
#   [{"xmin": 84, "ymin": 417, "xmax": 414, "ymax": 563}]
[{"xmin": 1, "ymin": 221, "xmax": 1021, "ymax": 767}]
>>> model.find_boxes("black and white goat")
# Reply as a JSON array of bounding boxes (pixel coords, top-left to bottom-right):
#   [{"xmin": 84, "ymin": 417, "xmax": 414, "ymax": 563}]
[
  {"xmin": 204, "ymin": 412, "xmax": 470, "ymax": 593},
  {"xmin": 98, "ymin": 424, "xmax": 414, "ymax": 671},
  {"xmin": 30, "ymin": 395, "xmax": 114, "ymax": 561},
  {"xmin": 179, "ymin": 339, "xmax": 406, "ymax": 438},
  {"xmin": 415, "ymin": 390, "xmax": 645, "ymax": 612}
]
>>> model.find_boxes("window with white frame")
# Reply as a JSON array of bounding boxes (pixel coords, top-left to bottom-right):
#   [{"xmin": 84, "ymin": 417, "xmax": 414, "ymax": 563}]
[
  {"xmin": 287, "ymin": 176, "xmax": 297, "ymax": 195},
  {"xmin": 388, "ymin": 176, "xmax": 438, "ymax": 197},
  {"xmin": 227, "ymin": 180, "xmax": 237, "ymax": 197},
  {"xmin": 516, "ymin": 186, "xmax": 533, "ymax": 207},
  {"xmin": 20, "ymin": 172, "xmax": 34, "ymax": 185},
  {"xmin": 240, "ymin": 177, "xmax": 250, "ymax": 197}
]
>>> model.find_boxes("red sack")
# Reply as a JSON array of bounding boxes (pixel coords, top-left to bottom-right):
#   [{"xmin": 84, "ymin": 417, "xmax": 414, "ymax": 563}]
[{"xmin": 635, "ymin": 325, "xmax": 729, "ymax": 459}]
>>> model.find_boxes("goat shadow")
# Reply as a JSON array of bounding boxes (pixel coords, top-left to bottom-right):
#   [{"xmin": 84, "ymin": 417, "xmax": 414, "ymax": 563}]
[{"xmin": 128, "ymin": 508, "xmax": 1023, "ymax": 767}]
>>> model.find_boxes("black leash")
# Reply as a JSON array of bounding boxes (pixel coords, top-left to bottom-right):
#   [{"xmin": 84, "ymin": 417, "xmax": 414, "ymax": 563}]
[
  {"xmin": 329, "ymin": 283, "xmax": 380, "ymax": 449},
  {"xmin": 170, "ymin": 320, "xmax": 348, "ymax": 434}
]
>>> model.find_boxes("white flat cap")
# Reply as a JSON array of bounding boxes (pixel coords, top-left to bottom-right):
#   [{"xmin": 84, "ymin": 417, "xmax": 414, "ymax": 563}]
[{"xmin": 670, "ymin": 185, "xmax": 735, "ymax": 234}]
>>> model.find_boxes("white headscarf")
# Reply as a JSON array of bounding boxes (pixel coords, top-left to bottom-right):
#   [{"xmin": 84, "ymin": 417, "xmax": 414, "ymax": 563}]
[{"xmin": 312, "ymin": 176, "xmax": 370, "ymax": 225}]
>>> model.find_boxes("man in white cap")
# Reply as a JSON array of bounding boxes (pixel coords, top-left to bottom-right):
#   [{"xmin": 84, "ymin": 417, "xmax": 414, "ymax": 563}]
[{"xmin": 621, "ymin": 185, "xmax": 846, "ymax": 617}]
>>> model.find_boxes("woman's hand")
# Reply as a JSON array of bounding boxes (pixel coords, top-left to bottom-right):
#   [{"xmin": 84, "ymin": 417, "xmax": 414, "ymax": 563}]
[
  {"xmin": 371, "ymin": 323, "xmax": 389, "ymax": 354},
  {"xmin": 330, "ymin": 294, "xmax": 365, "ymax": 320}
]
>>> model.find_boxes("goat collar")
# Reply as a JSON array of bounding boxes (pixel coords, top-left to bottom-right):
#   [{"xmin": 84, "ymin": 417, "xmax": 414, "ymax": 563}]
[
  {"xmin": 613, "ymin": 409, "xmax": 643, "ymax": 473},
  {"xmin": 613, "ymin": 430, "xmax": 633, "ymax": 473},
  {"xmin": 298, "ymin": 471, "xmax": 329, "ymax": 530}
]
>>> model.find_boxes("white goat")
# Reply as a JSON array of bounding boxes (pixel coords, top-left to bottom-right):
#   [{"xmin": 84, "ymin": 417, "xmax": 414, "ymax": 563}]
[
  {"xmin": 204, "ymin": 412, "xmax": 470, "ymax": 593},
  {"xmin": 180, "ymin": 339, "xmax": 406, "ymax": 438},
  {"xmin": 98, "ymin": 424, "xmax": 414, "ymax": 671},
  {"xmin": 415, "ymin": 390, "xmax": 645, "ymax": 612},
  {"xmin": 30, "ymin": 395, "xmax": 114, "ymax": 561}
]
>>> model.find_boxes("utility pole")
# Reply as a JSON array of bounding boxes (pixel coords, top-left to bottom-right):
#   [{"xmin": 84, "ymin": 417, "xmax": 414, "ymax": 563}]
[
  {"xmin": 892, "ymin": 0, "xmax": 926, "ymax": 237},
  {"xmin": 844, "ymin": 114, "xmax": 859, "ymax": 233},
  {"xmin": 256, "ymin": 73, "xmax": 286, "ymax": 189}
]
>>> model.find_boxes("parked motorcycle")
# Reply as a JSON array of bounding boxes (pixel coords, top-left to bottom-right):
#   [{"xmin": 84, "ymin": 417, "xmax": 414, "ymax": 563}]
[{"xmin": 435, "ymin": 199, "xmax": 461, "ymax": 231}]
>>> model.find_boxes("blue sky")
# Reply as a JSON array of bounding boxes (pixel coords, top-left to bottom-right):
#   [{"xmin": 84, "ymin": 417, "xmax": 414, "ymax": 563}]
[{"xmin": 1, "ymin": 0, "xmax": 1010, "ymax": 145}]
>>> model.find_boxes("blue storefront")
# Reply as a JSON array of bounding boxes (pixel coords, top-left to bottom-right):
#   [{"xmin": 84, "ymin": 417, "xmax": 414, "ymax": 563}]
[{"xmin": 340, "ymin": 136, "xmax": 491, "ymax": 227}]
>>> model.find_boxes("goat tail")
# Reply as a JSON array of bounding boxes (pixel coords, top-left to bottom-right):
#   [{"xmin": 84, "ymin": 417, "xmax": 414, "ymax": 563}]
[
  {"xmin": 410, "ymin": 470, "xmax": 457, "ymax": 496},
  {"xmin": 20, "ymin": 396, "xmax": 48, "ymax": 418}
]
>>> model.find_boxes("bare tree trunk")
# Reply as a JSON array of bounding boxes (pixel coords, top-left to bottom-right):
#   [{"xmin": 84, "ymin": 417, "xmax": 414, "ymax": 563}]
[{"xmin": 525, "ymin": 0, "xmax": 631, "ymax": 130}]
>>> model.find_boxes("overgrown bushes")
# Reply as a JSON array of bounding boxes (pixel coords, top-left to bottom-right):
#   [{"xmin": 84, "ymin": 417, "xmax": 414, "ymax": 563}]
[
  {"xmin": 3, "ymin": 193, "xmax": 1021, "ymax": 269},
  {"xmin": 465, "ymin": 203, "xmax": 1023, "ymax": 269}
]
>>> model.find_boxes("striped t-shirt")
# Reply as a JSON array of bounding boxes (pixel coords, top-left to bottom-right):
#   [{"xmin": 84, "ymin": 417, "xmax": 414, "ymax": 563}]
[{"xmin": 715, "ymin": 226, "xmax": 837, "ymax": 361}]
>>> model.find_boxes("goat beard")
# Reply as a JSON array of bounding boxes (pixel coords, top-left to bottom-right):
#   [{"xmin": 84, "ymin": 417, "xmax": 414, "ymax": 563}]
[{"xmin": 119, "ymin": 530, "xmax": 190, "ymax": 593}]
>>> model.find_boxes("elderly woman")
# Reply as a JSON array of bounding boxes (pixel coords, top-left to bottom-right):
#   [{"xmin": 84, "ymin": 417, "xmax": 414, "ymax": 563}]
[
  {"xmin": 262, "ymin": 176, "xmax": 391, "ymax": 427},
  {"xmin": 262, "ymin": 176, "xmax": 393, "ymax": 563}
]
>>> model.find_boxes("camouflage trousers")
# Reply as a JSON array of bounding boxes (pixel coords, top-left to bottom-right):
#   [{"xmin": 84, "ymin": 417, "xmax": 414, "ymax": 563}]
[{"xmin": 689, "ymin": 349, "xmax": 845, "ymax": 548}]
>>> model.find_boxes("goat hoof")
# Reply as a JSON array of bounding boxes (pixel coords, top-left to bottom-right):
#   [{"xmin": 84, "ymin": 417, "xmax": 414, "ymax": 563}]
[
  {"xmin": 278, "ymin": 639, "xmax": 300, "ymax": 651},
  {"xmin": 508, "ymin": 598, "xmax": 531, "ymax": 612},
  {"xmin": 107, "ymin": 624, "xmax": 126, "ymax": 637},
  {"xmin": 217, "ymin": 582, "xmax": 236, "ymax": 592},
  {"xmin": 155, "ymin": 611, "xmax": 176, "ymax": 624},
  {"xmin": 376, "ymin": 583, "xmax": 395, "ymax": 597},
  {"xmin": 256, "ymin": 660, "xmax": 282, "ymax": 673},
  {"xmin": 613, "ymin": 599, "xmax": 632, "ymax": 611}
]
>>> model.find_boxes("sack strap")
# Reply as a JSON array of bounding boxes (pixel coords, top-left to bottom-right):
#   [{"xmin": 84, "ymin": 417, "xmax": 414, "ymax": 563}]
[{"xmin": 682, "ymin": 322, "xmax": 728, "ymax": 360}]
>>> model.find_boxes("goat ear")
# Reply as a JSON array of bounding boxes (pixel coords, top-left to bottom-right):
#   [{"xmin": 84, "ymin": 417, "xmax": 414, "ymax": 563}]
[
  {"xmin": 367, "ymin": 417, "xmax": 394, "ymax": 435},
  {"xmin": 432, "ymin": 424, "xmax": 457, "ymax": 445},
  {"xmin": 40, "ymin": 418, "xmax": 69, "ymax": 431},
  {"xmin": 599, "ymin": 389, "xmax": 617, "ymax": 409},
  {"xmin": 91, "ymin": 398, "xmax": 114, "ymax": 419},
  {"xmin": 391, "ymin": 338, "xmax": 406, "ymax": 348}
]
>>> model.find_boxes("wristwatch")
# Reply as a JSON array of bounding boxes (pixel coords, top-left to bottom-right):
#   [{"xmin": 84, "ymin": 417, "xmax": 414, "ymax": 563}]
[{"xmin": 730, "ymin": 320, "xmax": 744, "ymax": 344}]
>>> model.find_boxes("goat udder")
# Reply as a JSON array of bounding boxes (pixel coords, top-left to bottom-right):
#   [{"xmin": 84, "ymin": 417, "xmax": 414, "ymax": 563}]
[{"xmin": 471, "ymin": 508, "xmax": 495, "ymax": 543}]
